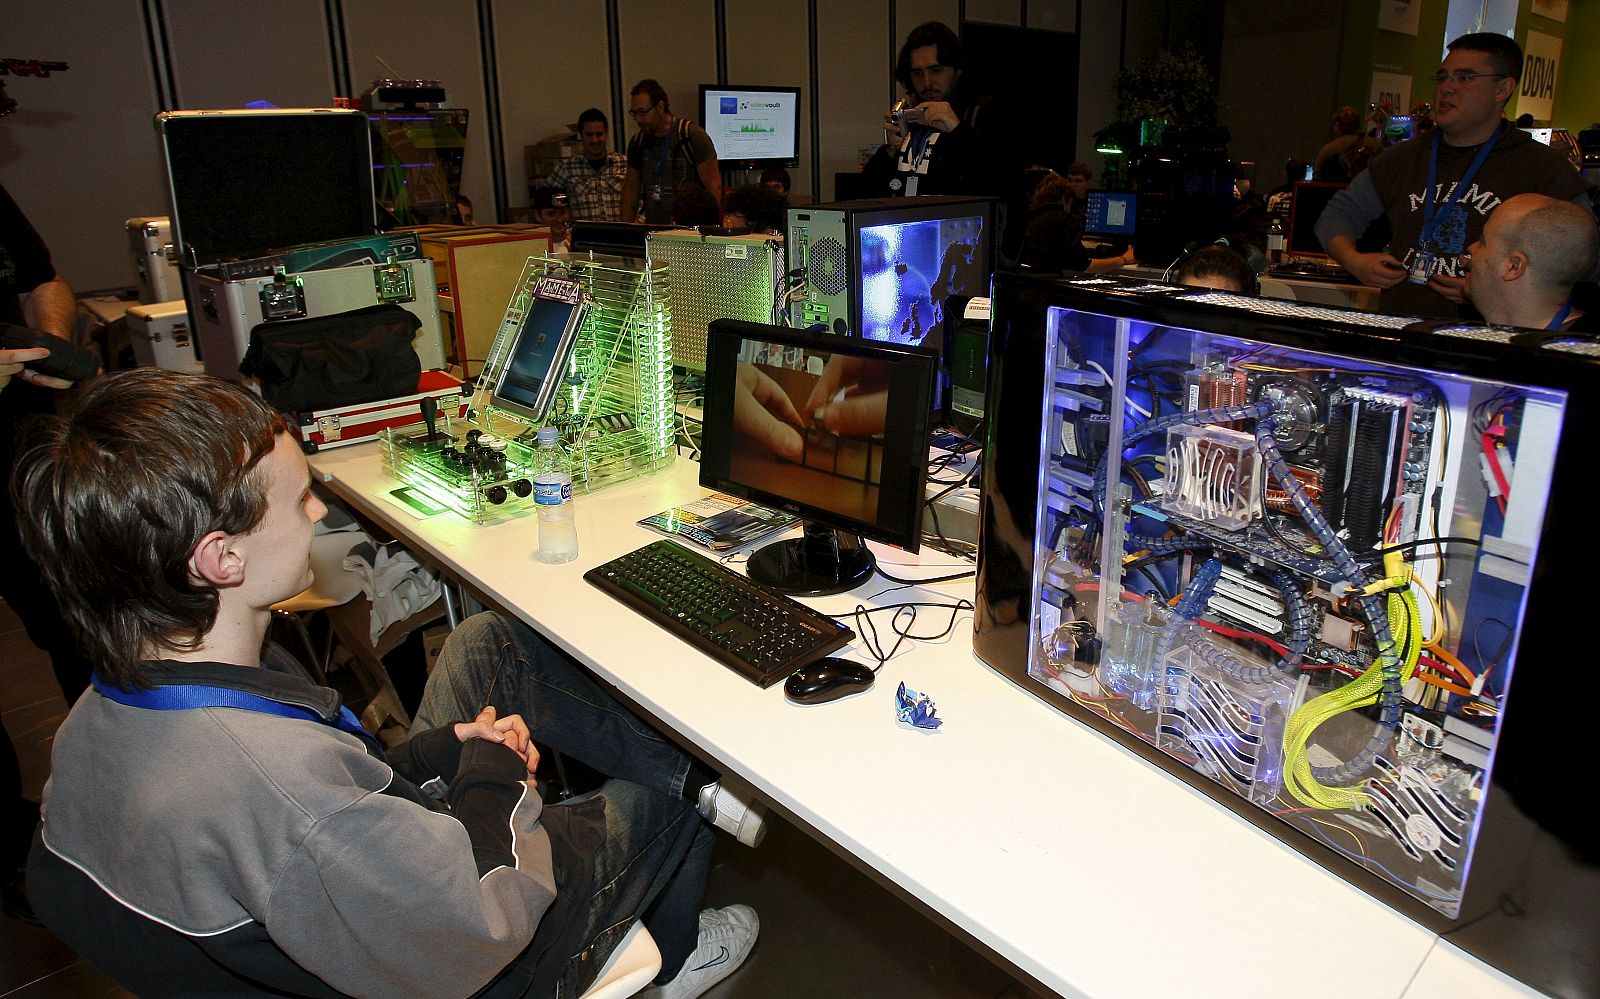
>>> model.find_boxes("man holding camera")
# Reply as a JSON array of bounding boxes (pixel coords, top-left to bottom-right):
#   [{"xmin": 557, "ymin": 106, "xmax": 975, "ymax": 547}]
[{"xmin": 874, "ymin": 21, "xmax": 1006, "ymax": 200}]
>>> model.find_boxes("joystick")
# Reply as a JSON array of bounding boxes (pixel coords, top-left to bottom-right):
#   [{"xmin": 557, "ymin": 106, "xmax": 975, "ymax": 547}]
[{"xmin": 416, "ymin": 396, "xmax": 451, "ymax": 448}]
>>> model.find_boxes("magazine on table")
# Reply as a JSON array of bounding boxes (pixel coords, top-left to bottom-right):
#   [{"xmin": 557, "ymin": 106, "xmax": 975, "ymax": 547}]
[{"xmin": 638, "ymin": 493, "xmax": 798, "ymax": 552}]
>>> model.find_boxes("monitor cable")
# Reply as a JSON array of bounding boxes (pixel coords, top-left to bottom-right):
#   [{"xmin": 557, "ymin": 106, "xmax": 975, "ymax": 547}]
[{"xmin": 828, "ymin": 598, "xmax": 976, "ymax": 671}]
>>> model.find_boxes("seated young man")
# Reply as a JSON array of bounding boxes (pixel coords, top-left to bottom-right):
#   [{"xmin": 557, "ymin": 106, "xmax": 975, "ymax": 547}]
[{"xmin": 16, "ymin": 368, "xmax": 760, "ymax": 997}]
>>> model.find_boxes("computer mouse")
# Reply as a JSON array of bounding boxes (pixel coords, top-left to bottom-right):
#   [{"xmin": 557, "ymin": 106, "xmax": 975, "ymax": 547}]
[{"xmin": 784, "ymin": 658, "xmax": 876, "ymax": 704}]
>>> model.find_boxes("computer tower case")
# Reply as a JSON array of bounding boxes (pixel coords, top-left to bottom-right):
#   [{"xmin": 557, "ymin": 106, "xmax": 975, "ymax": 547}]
[
  {"xmin": 784, "ymin": 195, "xmax": 992, "ymax": 354},
  {"xmin": 646, "ymin": 229, "xmax": 782, "ymax": 371},
  {"xmin": 974, "ymin": 271, "xmax": 1599, "ymax": 999}
]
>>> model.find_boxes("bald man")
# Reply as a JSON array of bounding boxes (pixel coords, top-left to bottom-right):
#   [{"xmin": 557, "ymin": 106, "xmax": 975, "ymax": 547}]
[{"xmin": 1464, "ymin": 193, "xmax": 1600, "ymax": 331}]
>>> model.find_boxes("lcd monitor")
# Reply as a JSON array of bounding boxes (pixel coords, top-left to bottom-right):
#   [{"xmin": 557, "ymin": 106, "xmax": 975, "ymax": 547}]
[
  {"xmin": 701, "ymin": 319, "xmax": 937, "ymax": 594},
  {"xmin": 1287, "ymin": 181, "xmax": 1346, "ymax": 258},
  {"xmin": 485, "ymin": 278, "xmax": 588, "ymax": 424},
  {"xmin": 1082, "ymin": 190, "xmax": 1139, "ymax": 237},
  {"xmin": 699, "ymin": 85, "xmax": 801, "ymax": 168},
  {"xmin": 569, "ymin": 220, "xmax": 672, "ymax": 258}
]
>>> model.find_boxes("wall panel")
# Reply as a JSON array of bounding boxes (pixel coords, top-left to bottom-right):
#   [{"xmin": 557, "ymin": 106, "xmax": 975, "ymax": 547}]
[
  {"xmin": 3, "ymin": 0, "xmax": 168, "ymax": 290},
  {"xmin": 1219, "ymin": 3, "xmax": 1343, "ymax": 195},
  {"xmin": 342, "ymin": 2, "xmax": 491, "ymax": 220},
  {"xmin": 495, "ymin": 0, "xmax": 613, "ymax": 208},
  {"xmin": 165, "ymin": 0, "xmax": 333, "ymax": 109},
  {"xmin": 725, "ymin": 0, "xmax": 812, "ymax": 195},
  {"xmin": 617, "ymin": 0, "xmax": 717, "ymax": 132},
  {"xmin": 816, "ymin": 1, "xmax": 890, "ymax": 201},
  {"xmin": 1030, "ymin": 0, "xmax": 1079, "ymax": 31},
  {"xmin": 1075, "ymin": 0, "xmax": 1124, "ymax": 167},
  {"xmin": 965, "ymin": 0, "xmax": 1022, "ymax": 26}
]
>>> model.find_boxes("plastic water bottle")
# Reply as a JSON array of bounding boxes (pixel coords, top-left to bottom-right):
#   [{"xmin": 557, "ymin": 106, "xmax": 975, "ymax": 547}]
[
  {"xmin": 1267, "ymin": 212, "xmax": 1286, "ymax": 265},
  {"xmin": 533, "ymin": 426, "xmax": 578, "ymax": 564}
]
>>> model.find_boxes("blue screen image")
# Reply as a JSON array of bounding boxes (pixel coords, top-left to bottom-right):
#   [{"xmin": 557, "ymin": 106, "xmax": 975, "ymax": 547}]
[
  {"xmin": 858, "ymin": 215, "xmax": 985, "ymax": 348},
  {"xmin": 1083, "ymin": 192, "xmax": 1138, "ymax": 236},
  {"xmin": 498, "ymin": 298, "xmax": 576, "ymax": 411}
]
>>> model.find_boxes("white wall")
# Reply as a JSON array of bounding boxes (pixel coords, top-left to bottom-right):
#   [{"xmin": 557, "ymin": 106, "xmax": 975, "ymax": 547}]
[{"xmin": 2, "ymin": 1, "xmax": 1247, "ymax": 291}]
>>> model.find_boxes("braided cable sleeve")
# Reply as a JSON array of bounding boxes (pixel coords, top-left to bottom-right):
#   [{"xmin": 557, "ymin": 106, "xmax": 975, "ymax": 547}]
[{"xmin": 1255, "ymin": 415, "xmax": 1403, "ymax": 792}]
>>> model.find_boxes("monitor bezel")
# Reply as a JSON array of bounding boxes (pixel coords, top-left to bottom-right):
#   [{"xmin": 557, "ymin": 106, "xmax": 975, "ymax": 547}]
[
  {"xmin": 486, "ymin": 292, "xmax": 588, "ymax": 425},
  {"xmin": 701, "ymin": 319, "xmax": 938, "ymax": 554},
  {"xmin": 697, "ymin": 84, "xmax": 803, "ymax": 169},
  {"xmin": 844, "ymin": 196, "xmax": 996, "ymax": 346},
  {"xmin": 1286, "ymin": 180, "xmax": 1347, "ymax": 259}
]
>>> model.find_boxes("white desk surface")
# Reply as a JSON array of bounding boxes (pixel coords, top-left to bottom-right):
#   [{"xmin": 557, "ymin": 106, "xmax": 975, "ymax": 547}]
[{"xmin": 310, "ymin": 444, "xmax": 1537, "ymax": 999}]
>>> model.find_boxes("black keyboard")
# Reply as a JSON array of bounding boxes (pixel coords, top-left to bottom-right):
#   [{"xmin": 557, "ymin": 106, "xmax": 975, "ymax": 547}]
[
  {"xmin": 584, "ymin": 540, "xmax": 855, "ymax": 687},
  {"xmin": 1266, "ymin": 263, "xmax": 1358, "ymax": 284}
]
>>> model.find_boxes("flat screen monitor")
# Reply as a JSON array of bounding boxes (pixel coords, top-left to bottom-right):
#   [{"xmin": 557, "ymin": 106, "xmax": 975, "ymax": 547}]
[
  {"xmin": 1287, "ymin": 181, "xmax": 1346, "ymax": 258},
  {"xmin": 569, "ymin": 220, "xmax": 672, "ymax": 258},
  {"xmin": 488, "ymin": 276, "xmax": 588, "ymax": 424},
  {"xmin": 1082, "ymin": 190, "xmax": 1138, "ymax": 237},
  {"xmin": 699, "ymin": 85, "xmax": 801, "ymax": 169},
  {"xmin": 159, "ymin": 109, "xmax": 377, "ymax": 267},
  {"xmin": 701, "ymin": 319, "xmax": 937, "ymax": 594},
  {"xmin": 857, "ymin": 208, "xmax": 989, "ymax": 352}
]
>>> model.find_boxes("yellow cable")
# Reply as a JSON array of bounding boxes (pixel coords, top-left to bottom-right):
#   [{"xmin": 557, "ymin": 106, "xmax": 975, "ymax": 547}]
[{"xmin": 1281, "ymin": 564, "xmax": 1420, "ymax": 811}]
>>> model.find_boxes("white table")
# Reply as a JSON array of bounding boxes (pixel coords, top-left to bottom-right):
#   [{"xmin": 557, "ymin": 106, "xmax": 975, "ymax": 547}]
[{"xmin": 309, "ymin": 444, "xmax": 1542, "ymax": 999}]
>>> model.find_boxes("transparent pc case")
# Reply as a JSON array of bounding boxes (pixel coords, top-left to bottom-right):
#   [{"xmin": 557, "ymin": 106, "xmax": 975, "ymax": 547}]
[{"xmin": 1025, "ymin": 297, "xmax": 1565, "ymax": 918}]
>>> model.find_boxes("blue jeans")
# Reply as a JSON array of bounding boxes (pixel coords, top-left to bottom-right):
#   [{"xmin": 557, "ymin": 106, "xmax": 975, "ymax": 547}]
[{"xmin": 413, "ymin": 613, "xmax": 714, "ymax": 996}]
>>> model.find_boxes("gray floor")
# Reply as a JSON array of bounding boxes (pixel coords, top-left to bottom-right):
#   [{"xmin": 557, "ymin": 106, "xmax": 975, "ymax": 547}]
[{"xmin": 0, "ymin": 597, "xmax": 1038, "ymax": 998}]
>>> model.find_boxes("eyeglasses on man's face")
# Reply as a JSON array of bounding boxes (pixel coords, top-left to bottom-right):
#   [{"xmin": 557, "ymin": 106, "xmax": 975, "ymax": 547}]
[
  {"xmin": 1433, "ymin": 70, "xmax": 1507, "ymax": 86},
  {"xmin": 628, "ymin": 105, "xmax": 657, "ymax": 119}
]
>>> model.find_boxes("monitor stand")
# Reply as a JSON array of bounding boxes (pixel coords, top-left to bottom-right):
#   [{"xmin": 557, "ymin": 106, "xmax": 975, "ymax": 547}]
[{"xmin": 746, "ymin": 522, "xmax": 876, "ymax": 596}]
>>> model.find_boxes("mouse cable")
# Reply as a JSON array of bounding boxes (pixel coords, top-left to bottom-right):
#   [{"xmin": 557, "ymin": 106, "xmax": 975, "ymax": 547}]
[{"xmin": 828, "ymin": 599, "xmax": 975, "ymax": 670}]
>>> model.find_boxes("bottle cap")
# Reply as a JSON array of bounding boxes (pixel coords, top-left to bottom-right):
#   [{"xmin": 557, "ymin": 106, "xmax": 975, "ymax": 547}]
[{"xmin": 537, "ymin": 426, "xmax": 559, "ymax": 445}]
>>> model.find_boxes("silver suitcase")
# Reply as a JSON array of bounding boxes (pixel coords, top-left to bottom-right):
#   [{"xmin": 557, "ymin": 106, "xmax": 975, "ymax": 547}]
[
  {"xmin": 126, "ymin": 300, "xmax": 204, "ymax": 374},
  {"xmin": 185, "ymin": 257, "xmax": 446, "ymax": 385},
  {"xmin": 125, "ymin": 216, "xmax": 182, "ymax": 305}
]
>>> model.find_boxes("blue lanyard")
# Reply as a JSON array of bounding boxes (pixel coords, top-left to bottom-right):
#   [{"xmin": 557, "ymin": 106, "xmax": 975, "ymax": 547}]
[
  {"xmin": 92, "ymin": 672, "xmax": 381, "ymax": 752},
  {"xmin": 1420, "ymin": 121, "xmax": 1505, "ymax": 250},
  {"xmin": 1547, "ymin": 297, "xmax": 1574, "ymax": 330}
]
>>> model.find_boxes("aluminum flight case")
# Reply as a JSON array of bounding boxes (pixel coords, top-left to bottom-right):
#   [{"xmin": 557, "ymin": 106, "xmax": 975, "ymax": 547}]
[
  {"xmin": 294, "ymin": 369, "xmax": 467, "ymax": 451},
  {"xmin": 125, "ymin": 216, "xmax": 182, "ymax": 305},
  {"xmin": 185, "ymin": 256, "xmax": 446, "ymax": 384},
  {"xmin": 126, "ymin": 299, "xmax": 203, "ymax": 374}
]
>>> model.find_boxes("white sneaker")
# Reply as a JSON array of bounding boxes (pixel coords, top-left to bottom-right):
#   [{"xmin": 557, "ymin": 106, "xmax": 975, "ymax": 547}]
[
  {"xmin": 652, "ymin": 905, "xmax": 759, "ymax": 999},
  {"xmin": 696, "ymin": 777, "xmax": 768, "ymax": 848}
]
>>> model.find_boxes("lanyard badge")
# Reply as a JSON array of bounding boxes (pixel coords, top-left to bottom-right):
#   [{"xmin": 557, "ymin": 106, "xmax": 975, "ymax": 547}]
[{"xmin": 1412, "ymin": 122, "xmax": 1506, "ymax": 287}]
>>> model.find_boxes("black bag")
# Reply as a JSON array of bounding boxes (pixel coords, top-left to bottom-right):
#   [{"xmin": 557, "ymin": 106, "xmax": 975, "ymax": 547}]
[{"xmin": 240, "ymin": 303, "xmax": 422, "ymax": 413}]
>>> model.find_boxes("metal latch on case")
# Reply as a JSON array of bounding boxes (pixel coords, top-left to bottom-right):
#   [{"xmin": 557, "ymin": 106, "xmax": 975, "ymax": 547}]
[
  {"xmin": 373, "ymin": 261, "xmax": 414, "ymax": 303},
  {"xmin": 260, "ymin": 270, "xmax": 306, "ymax": 321},
  {"xmin": 316, "ymin": 415, "xmax": 343, "ymax": 441}
]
